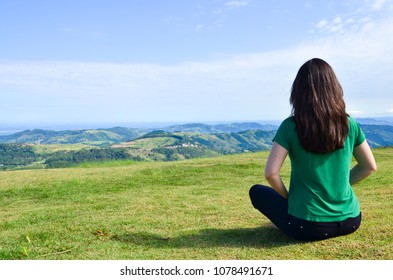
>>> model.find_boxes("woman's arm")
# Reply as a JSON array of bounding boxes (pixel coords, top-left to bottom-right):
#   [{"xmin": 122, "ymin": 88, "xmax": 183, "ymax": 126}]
[
  {"xmin": 350, "ymin": 140, "xmax": 377, "ymax": 185},
  {"xmin": 264, "ymin": 142, "xmax": 289, "ymax": 199}
]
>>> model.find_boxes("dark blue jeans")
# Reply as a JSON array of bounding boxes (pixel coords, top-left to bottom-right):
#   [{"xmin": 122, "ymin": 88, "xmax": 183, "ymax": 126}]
[{"xmin": 249, "ymin": 184, "xmax": 361, "ymax": 241}]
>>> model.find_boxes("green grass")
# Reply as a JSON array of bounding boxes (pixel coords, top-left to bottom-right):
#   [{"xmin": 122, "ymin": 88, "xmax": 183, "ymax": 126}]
[
  {"xmin": 119, "ymin": 137, "xmax": 177, "ymax": 149},
  {"xmin": 33, "ymin": 143, "xmax": 94, "ymax": 154},
  {"xmin": 73, "ymin": 159, "xmax": 142, "ymax": 168},
  {"xmin": 0, "ymin": 148, "xmax": 392, "ymax": 260}
]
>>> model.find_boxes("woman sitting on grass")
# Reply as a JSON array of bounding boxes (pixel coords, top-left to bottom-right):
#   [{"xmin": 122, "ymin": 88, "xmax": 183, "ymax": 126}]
[{"xmin": 250, "ymin": 58, "xmax": 377, "ymax": 241}]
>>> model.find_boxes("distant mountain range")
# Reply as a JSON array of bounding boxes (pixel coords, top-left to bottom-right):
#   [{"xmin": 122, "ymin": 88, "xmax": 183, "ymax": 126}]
[
  {"xmin": 162, "ymin": 122, "xmax": 278, "ymax": 134},
  {"xmin": 0, "ymin": 122, "xmax": 280, "ymax": 169},
  {"xmin": 360, "ymin": 124, "xmax": 393, "ymax": 147},
  {"xmin": 356, "ymin": 117, "xmax": 393, "ymax": 126},
  {"xmin": 0, "ymin": 127, "xmax": 146, "ymax": 146},
  {"xmin": 0, "ymin": 121, "xmax": 392, "ymax": 148},
  {"xmin": 0, "ymin": 122, "xmax": 278, "ymax": 146},
  {"xmin": 0, "ymin": 121, "xmax": 392, "ymax": 169}
]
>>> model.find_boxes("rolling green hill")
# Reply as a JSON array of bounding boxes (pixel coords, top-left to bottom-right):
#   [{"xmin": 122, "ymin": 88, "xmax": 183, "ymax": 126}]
[
  {"xmin": 0, "ymin": 122, "xmax": 392, "ymax": 170},
  {"xmin": 164, "ymin": 122, "xmax": 278, "ymax": 133},
  {"xmin": 360, "ymin": 124, "xmax": 393, "ymax": 147},
  {"xmin": 0, "ymin": 127, "xmax": 146, "ymax": 146},
  {"xmin": 0, "ymin": 122, "xmax": 278, "ymax": 146},
  {"xmin": 0, "ymin": 129, "xmax": 276, "ymax": 170},
  {"xmin": 114, "ymin": 129, "xmax": 276, "ymax": 162},
  {"xmin": 0, "ymin": 123, "xmax": 391, "ymax": 148}
]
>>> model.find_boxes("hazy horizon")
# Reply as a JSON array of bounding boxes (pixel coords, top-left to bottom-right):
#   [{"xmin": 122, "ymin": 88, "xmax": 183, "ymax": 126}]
[{"xmin": 1, "ymin": 116, "xmax": 393, "ymax": 136}]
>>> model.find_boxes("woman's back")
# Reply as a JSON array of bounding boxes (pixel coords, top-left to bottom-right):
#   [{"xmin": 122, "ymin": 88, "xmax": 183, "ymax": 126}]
[{"xmin": 274, "ymin": 116, "xmax": 365, "ymax": 222}]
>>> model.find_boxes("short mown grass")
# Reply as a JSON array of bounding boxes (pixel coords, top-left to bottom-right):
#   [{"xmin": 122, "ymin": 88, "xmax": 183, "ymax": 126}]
[{"xmin": 0, "ymin": 148, "xmax": 392, "ymax": 260}]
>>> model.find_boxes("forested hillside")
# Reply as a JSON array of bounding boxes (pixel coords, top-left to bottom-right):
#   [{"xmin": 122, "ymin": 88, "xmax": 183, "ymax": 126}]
[
  {"xmin": 360, "ymin": 124, "xmax": 393, "ymax": 147},
  {"xmin": 0, "ymin": 122, "xmax": 392, "ymax": 170}
]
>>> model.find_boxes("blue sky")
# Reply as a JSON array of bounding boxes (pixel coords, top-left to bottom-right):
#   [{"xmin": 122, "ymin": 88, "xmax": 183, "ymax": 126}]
[{"xmin": 1, "ymin": 0, "xmax": 393, "ymax": 128}]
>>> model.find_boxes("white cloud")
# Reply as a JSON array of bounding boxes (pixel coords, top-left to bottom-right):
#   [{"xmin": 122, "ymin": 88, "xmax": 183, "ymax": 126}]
[
  {"xmin": 313, "ymin": 0, "xmax": 393, "ymax": 35},
  {"xmin": 195, "ymin": 24, "xmax": 204, "ymax": 31},
  {"xmin": 224, "ymin": 0, "xmax": 249, "ymax": 8},
  {"xmin": 370, "ymin": 0, "xmax": 386, "ymax": 10},
  {"xmin": 1, "ymin": 2, "xmax": 393, "ymax": 124},
  {"xmin": 2, "ymin": 18, "xmax": 392, "ymax": 123},
  {"xmin": 315, "ymin": 17, "xmax": 346, "ymax": 33},
  {"xmin": 207, "ymin": 0, "xmax": 250, "ymax": 29},
  {"xmin": 346, "ymin": 18, "xmax": 355, "ymax": 24},
  {"xmin": 333, "ymin": 17, "xmax": 342, "ymax": 24},
  {"xmin": 212, "ymin": 8, "xmax": 223, "ymax": 14},
  {"xmin": 316, "ymin": 20, "xmax": 328, "ymax": 28},
  {"xmin": 315, "ymin": 16, "xmax": 351, "ymax": 33},
  {"xmin": 347, "ymin": 110, "xmax": 367, "ymax": 117}
]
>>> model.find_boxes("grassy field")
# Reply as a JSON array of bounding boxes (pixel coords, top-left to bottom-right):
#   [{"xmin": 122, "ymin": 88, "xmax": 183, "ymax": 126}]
[
  {"xmin": 0, "ymin": 148, "xmax": 392, "ymax": 260},
  {"xmin": 115, "ymin": 137, "xmax": 178, "ymax": 149},
  {"xmin": 32, "ymin": 143, "xmax": 95, "ymax": 153}
]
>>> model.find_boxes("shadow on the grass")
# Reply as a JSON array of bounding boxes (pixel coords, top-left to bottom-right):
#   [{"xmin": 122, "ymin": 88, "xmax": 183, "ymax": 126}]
[{"xmin": 111, "ymin": 225, "xmax": 302, "ymax": 248}]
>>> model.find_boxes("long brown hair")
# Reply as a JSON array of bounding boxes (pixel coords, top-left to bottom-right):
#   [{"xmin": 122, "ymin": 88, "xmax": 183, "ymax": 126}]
[{"xmin": 290, "ymin": 58, "xmax": 348, "ymax": 154}]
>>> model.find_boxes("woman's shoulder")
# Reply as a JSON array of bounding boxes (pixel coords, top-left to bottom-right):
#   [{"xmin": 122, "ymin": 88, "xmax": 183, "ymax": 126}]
[
  {"xmin": 347, "ymin": 115, "xmax": 358, "ymax": 124},
  {"xmin": 347, "ymin": 115, "xmax": 366, "ymax": 145},
  {"xmin": 275, "ymin": 116, "xmax": 296, "ymax": 141},
  {"xmin": 278, "ymin": 116, "xmax": 296, "ymax": 131},
  {"xmin": 280, "ymin": 116, "xmax": 295, "ymax": 125},
  {"xmin": 347, "ymin": 115, "xmax": 362, "ymax": 129}
]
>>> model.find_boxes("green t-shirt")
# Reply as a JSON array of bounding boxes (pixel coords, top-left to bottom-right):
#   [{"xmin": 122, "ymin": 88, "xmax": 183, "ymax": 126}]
[{"xmin": 273, "ymin": 116, "xmax": 366, "ymax": 222}]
